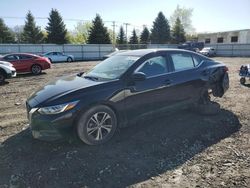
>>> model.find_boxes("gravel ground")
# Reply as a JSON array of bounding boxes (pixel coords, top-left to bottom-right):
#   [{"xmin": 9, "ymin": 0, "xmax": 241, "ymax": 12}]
[{"xmin": 0, "ymin": 57, "xmax": 249, "ymax": 188}]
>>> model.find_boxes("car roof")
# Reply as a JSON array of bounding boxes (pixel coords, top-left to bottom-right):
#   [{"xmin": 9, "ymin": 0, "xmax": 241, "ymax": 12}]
[
  {"xmin": 117, "ymin": 48, "xmax": 198, "ymax": 57},
  {"xmin": 4, "ymin": 53, "xmax": 39, "ymax": 57},
  {"xmin": 45, "ymin": 51, "xmax": 62, "ymax": 53}
]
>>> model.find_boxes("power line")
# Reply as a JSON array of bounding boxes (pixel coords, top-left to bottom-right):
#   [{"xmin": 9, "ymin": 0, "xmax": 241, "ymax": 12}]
[
  {"xmin": 111, "ymin": 21, "xmax": 118, "ymax": 44},
  {"xmin": 123, "ymin": 23, "xmax": 131, "ymax": 41}
]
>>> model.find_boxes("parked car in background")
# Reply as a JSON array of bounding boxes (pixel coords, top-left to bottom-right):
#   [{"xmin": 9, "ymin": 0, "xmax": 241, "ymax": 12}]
[
  {"xmin": 103, "ymin": 49, "xmax": 130, "ymax": 59},
  {"xmin": 0, "ymin": 61, "xmax": 16, "ymax": 84},
  {"xmin": 200, "ymin": 47, "xmax": 216, "ymax": 57},
  {"xmin": 42, "ymin": 52, "xmax": 74, "ymax": 63},
  {"xmin": 0, "ymin": 53, "xmax": 51, "ymax": 75},
  {"xmin": 26, "ymin": 49, "xmax": 229, "ymax": 145},
  {"xmin": 178, "ymin": 42, "xmax": 204, "ymax": 52}
]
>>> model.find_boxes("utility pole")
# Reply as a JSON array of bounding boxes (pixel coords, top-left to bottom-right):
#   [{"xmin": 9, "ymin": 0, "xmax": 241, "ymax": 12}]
[
  {"xmin": 111, "ymin": 21, "xmax": 117, "ymax": 44},
  {"xmin": 123, "ymin": 23, "xmax": 130, "ymax": 42}
]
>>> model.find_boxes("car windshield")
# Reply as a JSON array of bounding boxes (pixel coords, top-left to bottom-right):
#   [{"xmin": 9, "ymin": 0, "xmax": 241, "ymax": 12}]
[{"xmin": 85, "ymin": 55, "xmax": 139, "ymax": 80}]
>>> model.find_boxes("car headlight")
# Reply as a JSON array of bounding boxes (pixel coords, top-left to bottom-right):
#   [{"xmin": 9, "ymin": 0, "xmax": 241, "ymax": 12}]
[{"xmin": 38, "ymin": 101, "xmax": 79, "ymax": 115}]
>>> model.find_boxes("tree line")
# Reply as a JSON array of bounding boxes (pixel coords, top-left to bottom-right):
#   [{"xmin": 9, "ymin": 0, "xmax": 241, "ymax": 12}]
[{"xmin": 0, "ymin": 8, "xmax": 189, "ymax": 45}]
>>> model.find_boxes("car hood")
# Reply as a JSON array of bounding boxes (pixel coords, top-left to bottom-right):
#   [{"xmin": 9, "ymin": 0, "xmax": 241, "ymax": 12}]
[
  {"xmin": 0, "ymin": 61, "xmax": 13, "ymax": 67},
  {"xmin": 28, "ymin": 75, "xmax": 102, "ymax": 105}
]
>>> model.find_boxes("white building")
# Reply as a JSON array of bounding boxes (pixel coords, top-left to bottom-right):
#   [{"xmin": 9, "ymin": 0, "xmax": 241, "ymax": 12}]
[{"xmin": 198, "ymin": 29, "xmax": 250, "ymax": 44}]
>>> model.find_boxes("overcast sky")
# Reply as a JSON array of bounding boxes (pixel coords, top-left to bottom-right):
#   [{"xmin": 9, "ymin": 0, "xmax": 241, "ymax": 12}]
[{"xmin": 0, "ymin": 0, "xmax": 249, "ymax": 34}]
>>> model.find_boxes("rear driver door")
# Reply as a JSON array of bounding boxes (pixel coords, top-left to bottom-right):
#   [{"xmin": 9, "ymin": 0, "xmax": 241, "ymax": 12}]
[{"xmin": 166, "ymin": 52, "xmax": 205, "ymax": 102}]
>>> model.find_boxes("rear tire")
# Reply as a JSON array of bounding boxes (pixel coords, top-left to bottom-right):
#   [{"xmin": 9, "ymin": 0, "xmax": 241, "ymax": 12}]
[
  {"xmin": 240, "ymin": 77, "xmax": 246, "ymax": 85},
  {"xmin": 77, "ymin": 105, "xmax": 117, "ymax": 145},
  {"xmin": 31, "ymin": 64, "xmax": 42, "ymax": 75},
  {"xmin": 67, "ymin": 57, "xmax": 73, "ymax": 62}
]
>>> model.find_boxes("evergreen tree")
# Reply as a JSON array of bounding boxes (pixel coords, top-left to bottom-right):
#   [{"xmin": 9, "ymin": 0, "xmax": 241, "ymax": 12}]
[
  {"xmin": 88, "ymin": 14, "xmax": 111, "ymax": 44},
  {"xmin": 22, "ymin": 11, "xmax": 44, "ymax": 43},
  {"xmin": 151, "ymin": 12, "xmax": 171, "ymax": 44},
  {"xmin": 46, "ymin": 9, "xmax": 68, "ymax": 44},
  {"xmin": 140, "ymin": 27, "xmax": 150, "ymax": 44},
  {"xmin": 129, "ymin": 29, "xmax": 139, "ymax": 44},
  {"xmin": 0, "ymin": 18, "xmax": 15, "ymax": 43},
  {"xmin": 172, "ymin": 17, "xmax": 186, "ymax": 44},
  {"xmin": 116, "ymin": 26, "xmax": 126, "ymax": 44}
]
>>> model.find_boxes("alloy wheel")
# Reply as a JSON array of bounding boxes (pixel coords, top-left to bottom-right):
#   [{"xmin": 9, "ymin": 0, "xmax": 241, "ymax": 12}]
[
  {"xmin": 86, "ymin": 112, "xmax": 112, "ymax": 141},
  {"xmin": 31, "ymin": 65, "xmax": 41, "ymax": 75}
]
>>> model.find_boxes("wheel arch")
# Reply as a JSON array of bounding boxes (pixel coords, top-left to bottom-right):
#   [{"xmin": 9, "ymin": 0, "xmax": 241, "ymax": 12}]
[
  {"xmin": 73, "ymin": 101, "xmax": 123, "ymax": 129},
  {"xmin": 0, "ymin": 68, "xmax": 7, "ymax": 77},
  {"xmin": 31, "ymin": 63, "xmax": 42, "ymax": 71}
]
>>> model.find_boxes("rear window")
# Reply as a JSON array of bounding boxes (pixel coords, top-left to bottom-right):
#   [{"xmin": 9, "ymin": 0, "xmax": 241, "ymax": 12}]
[{"xmin": 170, "ymin": 53, "xmax": 194, "ymax": 71}]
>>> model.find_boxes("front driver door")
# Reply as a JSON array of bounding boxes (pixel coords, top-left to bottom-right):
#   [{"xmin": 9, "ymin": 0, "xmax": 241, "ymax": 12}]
[{"xmin": 124, "ymin": 53, "xmax": 174, "ymax": 121}]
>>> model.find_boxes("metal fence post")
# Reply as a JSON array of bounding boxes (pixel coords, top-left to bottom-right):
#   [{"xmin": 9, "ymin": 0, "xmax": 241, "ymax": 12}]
[
  {"xmin": 231, "ymin": 44, "xmax": 234, "ymax": 57},
  {"xmin": 98, "ymin": 44, "xmax": 101, "ymax": 59},
  {"xmin": 81, "ymin": 45, "xmax": 84, "ymax": 61}
]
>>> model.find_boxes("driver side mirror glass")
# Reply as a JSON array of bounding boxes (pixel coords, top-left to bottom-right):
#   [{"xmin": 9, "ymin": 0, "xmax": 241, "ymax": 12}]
[{"xmin": 131, "ymin": 72, "xmax": 146, "ymax": 81}]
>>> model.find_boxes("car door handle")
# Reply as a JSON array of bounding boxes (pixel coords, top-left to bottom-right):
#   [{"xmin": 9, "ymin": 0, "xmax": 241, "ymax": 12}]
[{"xmin": 164, "ymin": 79, "xmax": 172, "ymax": 86}]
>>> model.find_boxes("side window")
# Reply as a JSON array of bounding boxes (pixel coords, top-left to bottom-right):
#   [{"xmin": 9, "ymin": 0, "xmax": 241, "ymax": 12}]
[
  {"xmin": 192, "ymin": 55, "xmax": 202, "ymax": 67},
  {"xmin": 137, "ymin": 56, "xmax": 168, "ymax": 77},
  {"xmin": 4, "ymin": 55, "xmax": 18, "ymax": 61},
  {"xmin": 19, "ymin": 55, "xmax": 32, "ymax": 60},
  {"xmin": 170, "ymin": 53, "xmax": 194, "ymax": 71},
  {"xmin": 52, "ymin": 52, "xmax": 57, "ymax": 55}
]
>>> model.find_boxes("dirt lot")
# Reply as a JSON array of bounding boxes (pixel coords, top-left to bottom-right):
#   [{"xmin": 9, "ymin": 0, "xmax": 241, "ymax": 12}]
[{"xmin": 0, "ymin": 57, "xmax": 250, "ymax": 188}]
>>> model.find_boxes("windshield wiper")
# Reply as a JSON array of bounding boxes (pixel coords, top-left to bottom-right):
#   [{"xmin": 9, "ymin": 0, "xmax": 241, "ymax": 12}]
[{"xmin": 83, "ymin": 75, "xmax": 99, "ymax": 81}]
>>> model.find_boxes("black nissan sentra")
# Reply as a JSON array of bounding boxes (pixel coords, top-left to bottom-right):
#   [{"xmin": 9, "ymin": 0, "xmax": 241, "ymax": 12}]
[{"xmin": 26, "ymin": 49, "xmax": 229, "ymax": 145}]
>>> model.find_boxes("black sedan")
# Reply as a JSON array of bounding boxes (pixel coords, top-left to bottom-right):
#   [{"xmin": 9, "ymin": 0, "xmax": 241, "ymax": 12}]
[{"xmin": 26, "ymin": 49, "xmax": 229, "ymax": 145}]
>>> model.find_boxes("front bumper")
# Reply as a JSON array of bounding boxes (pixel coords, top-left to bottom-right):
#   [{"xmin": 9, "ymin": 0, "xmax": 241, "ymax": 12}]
[
  {"xmin": 7, "ymin": 70, "xmax": 16, "ymax": 78},
  {"xmin": 27, "ymin": 106, "xmax": 76, "ymax": 141}
]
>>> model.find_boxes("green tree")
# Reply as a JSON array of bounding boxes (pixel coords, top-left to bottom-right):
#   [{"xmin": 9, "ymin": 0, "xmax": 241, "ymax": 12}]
[
  {"xmin": 12, "ymin": 25, "xmax": 24, "ymax": 43},
  {"xmin": 88, "ymin": 14, "xmax": 111, "ymax": 44},
  {"xmin": 68, "ymin": 21, "xmax": 92, "ymax": 44},
  {"xmin": 46, "ymin": 9, "xmax": 68, "ymax": 44},
  {"xmin": 129, "ymin": 29, "xmax": 139, "ymax": 44},
  {"xmin": 140, "ymin": 27, "xmax": 150, "ymax": 44},
  {"xmin": 22, "ymin": 11, "xmax": 44, "ymax": 43},
  {"xmin": 172, "ymin": 17, "xmax": 186, "ymax": 44},
  {"xmin": 170, "ymin": 5, "xmax": 195, "ymax": 34},
  {"xmin": 0, "ymin": 18, "xmax": 15, "ymax": 43},
  {"xmin": 116, "ymin": 26, "xmax": 126, "ymax": 44},
  {"xmin": 151, "ymin": 12, "xmax": 171, "ymax": 44}
]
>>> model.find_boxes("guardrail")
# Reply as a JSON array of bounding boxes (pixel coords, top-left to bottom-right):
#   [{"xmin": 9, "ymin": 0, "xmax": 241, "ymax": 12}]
[
  {"xmin": 0, "ymin": 44, "xmax": 114, "ymax": 61},
  {"xmin": 0, "ymin": 43, "xmax": 250, "ymax": 58}
]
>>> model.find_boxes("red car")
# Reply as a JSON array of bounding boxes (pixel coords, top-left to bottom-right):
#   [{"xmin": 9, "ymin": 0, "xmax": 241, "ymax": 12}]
[{"xmin": 0, "ymin": 53, "xmax": 51, "ymax": 74}]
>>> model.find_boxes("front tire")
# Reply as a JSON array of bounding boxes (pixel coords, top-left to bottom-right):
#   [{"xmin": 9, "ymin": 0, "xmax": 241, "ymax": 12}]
[
  {"xmin": 240, "ymin": 77, "xmax": 246, "ymax": 85},
  {"xmin": 77, "ymin": 105, "xmax": 117, "ymax": 145},
  {"xmin": 0, "ymin": 71, "xmax": 6, "ymax": 84},
  {"xmin": 31, "ymin": 64, "xmax": 42, "ymax": 75}
]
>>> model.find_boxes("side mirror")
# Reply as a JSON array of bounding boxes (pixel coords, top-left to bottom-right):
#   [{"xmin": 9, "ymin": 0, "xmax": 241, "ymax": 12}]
[{"xmin": 131, "ymin": 72, "xmax": 146, "ymax": 81}]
